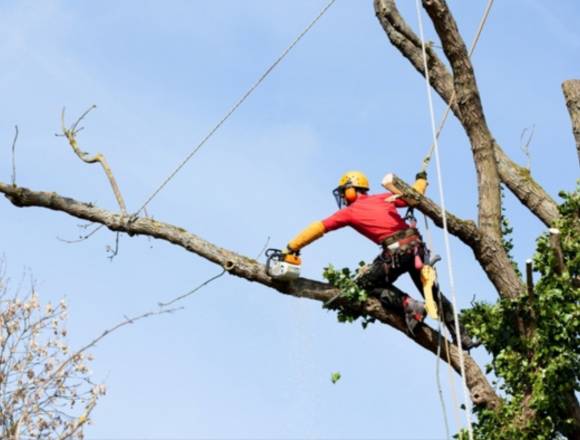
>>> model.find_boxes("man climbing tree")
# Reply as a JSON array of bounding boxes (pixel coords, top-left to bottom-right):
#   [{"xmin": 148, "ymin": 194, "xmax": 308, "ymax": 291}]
[
  {"xmin": 283, "ymin": 170, "xmax": 478, "ymax": 348},
  {"xmin": 0, "ymin": 0, "xmax": 578, "ymax": 438}
]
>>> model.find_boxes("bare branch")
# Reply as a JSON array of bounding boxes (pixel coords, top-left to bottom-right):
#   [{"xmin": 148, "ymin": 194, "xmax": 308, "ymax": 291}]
[
  {"xmin": 494, "ymin": 144, "xmax": 559, "ymax": 227},
  {"xmin": 61, "ymin": 107, "xmax": 128, "ymax": 215},
  {"xmin": 158, "ymin": 270, "xmax": 227, "ymax": 308},
  {"xmin": 255, "ymin": 236, "xmax": 271, "ymax": 260},
  {"xmin": 0, "ymin": 181, "xmax": 500, "ymax": 409},
  {"xmin": 10, "ymin": 125, "xmax": 19, "ymax": 186},
  {"xmin": 519, "ymin": 125, "xmax": 535, "ymax": 171},
  {"xmin": 374, "ymin": 0, "xmax": 560, "ymax": 227},
  {"xmin": 106, "ymin": 232, "xmax": 121, "ymax": 261},
  {"xmin": 548, "ymin": 228, "xmax": 567, "ymax": 275},
  {"xmin": 419, "ymin": 0, "xmax": 501, "ymax": 240},
  {"xmin": 562, "ymin": 80, "xmax": 580, "ymax": 166},
  {"xmin": 374, "ymin": 0, "xmax": 456, "ymax": 109},
  {"xmin": 56, "ymin": 224, "xmax": 105, "ymax": 244}
]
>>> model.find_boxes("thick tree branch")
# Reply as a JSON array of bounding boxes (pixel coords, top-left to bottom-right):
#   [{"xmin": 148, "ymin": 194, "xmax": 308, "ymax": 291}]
[
  {"xmin": 494, "ymin": 145, "xmax": 560, "ymax": 226},
  {"xmin": 386, "ymin": 175, "xmax": 524, "ymax": 300},
  {"xmin": 0, "ymin": 181, "xmax": 500, "ymax": 410},
  {"xmin": 373, "ymin": 0, "xmax": 560, "ymax": 227},
  {"xmin": 562, "ymin": 80, "xmax": 580, "ymax": 166},
  {"xmin": 374, "ymin": 0, "xmax": 457, "ymax": 114},
  {"xmin": 421, "ymin": 0, "xmax": 501, "ymax": 239}
]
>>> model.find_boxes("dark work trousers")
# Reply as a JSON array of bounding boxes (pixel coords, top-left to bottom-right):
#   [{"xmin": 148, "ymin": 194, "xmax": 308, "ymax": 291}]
[{"xmin": 356, "ymin": 245, "xmax": 462, "ymax": 340}]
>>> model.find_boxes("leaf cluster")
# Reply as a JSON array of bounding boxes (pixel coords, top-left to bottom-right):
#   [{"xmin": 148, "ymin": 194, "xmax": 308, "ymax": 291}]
[
  {"xmin": 322, "ymin": 263, "xmax": 375, "ymax": 328},
  {"xmin": 461, "ymin": 185, "xmax": 580, "ymax": 439}
]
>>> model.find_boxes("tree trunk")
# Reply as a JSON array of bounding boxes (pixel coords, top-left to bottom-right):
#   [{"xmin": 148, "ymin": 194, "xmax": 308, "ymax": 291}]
[{"xmin": 562, "ymin": 80, "xmax": 580, "ymax": 167}]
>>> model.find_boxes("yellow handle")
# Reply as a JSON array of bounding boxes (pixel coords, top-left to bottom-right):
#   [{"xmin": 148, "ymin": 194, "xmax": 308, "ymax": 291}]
[{"xmin": 420, "ymin": 265, "xmax": 439, "ymax": 319}]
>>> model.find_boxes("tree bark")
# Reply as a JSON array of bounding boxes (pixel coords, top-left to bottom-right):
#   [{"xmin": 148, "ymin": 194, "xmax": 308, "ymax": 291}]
[
  {"xmin": 373, "ymin": 0, "xmax": 560, "ymax": 227},
  {"xmin": 0, "ymin": 181, "xmax": 500, "ymax": 410},
  {"xmin": 562, "ymin": 80, "xmax": 580, "ymax": 166},
  {"xmin": 373, "ymin": 1, "xmax": 579, "ymax": 435},
  {"xmin": 386, "ymin": 175, "xmax": 524, "ymax": 299},
  {"xmin": 421, "ymin": 0, "xmax": 501, "ymax": 240}
]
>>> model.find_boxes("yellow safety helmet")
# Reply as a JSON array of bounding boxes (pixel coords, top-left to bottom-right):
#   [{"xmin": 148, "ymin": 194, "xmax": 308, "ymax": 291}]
[{"xmin": 333, "ymin": 170, "xmax": 370, "ymax": 208}]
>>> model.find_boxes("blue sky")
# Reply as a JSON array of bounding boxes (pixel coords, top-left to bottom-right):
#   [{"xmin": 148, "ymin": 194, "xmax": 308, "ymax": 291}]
[{"xmin": 0, "ymin": 0, "xmax": 578, "ymax": 438}]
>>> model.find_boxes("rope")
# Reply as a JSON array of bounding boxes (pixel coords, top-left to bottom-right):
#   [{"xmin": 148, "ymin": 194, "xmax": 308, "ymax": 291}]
[
  {"xmin": 414, "ymin": 1, "xmax": 474, "ymax": 439},
  {"xmin": 422, "ymin": 215, "xmax": 452, "ymax": 440},
  {"xmin": 420, "ymin": 0, "xmax": 495, "ymax": 172},
  {"xmin": 133, "ymin": 0, "xmax": 338, "ymax": 217},
  {"xmin": 436, "ymin": 311, "xmax": 451, "ymax": 440}
]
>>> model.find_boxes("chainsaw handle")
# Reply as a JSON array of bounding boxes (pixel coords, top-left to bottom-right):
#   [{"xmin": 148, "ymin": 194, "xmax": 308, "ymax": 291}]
[{"xmin": 265, "ymin": 248, "xmax": 281, "ymax": 274}]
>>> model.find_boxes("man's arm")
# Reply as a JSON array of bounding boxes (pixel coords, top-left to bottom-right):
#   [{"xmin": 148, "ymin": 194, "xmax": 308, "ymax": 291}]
[
  {"xmin": 287, "ymin": 221, "xmax": 326, "ymax": 253},
  {"xmin": 287, "ymin": 209, "xmax": 351, "ymax": 253},
  {"xmin": 383, "ymin": 172, "xmax": 428, "ymax": 206}
]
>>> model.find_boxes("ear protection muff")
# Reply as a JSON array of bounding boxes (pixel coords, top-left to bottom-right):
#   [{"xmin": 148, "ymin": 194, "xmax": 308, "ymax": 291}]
[{"xmin": 344, "ymin": 187, "xmax": 357, "ymax": 204}]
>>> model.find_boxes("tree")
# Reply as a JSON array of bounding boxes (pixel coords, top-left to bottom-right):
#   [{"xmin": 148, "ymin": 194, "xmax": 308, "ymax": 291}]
[
  {"xmin": 0, "ymin": 265, "xmax": 104, "ymax": 439},
  {"xmin": 0, "ymin": 0, "xmax": 577, "ymax": 438}
]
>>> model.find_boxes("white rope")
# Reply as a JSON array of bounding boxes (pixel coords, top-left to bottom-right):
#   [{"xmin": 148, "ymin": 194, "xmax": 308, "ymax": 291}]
[
  {"xmin": 421, "ymin": 216, "xmax": 451, "ymax": 440},
  {"xmin": 421, "ymin": 0, "xmax": 495, "ymax": 172},
  {"xmin": 132, "ymin": 0, "xmax": 337, "ymax": 217},
  {"xmin": 414, "ymin": 1, "xmax": 474, "ymax": 439},
  {"xmin": 417, "ymin": 0, "xmax": 494, "ymax": 435}
]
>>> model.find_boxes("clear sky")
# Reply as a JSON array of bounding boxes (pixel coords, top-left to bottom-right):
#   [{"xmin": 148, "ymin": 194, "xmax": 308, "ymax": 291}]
[{"xmin": 0, "ymin": 0, "xmax": 578, "ymax": 438}]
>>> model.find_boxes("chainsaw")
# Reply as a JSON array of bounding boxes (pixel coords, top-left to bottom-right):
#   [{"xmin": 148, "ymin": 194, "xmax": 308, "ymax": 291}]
[{"xmin": 265, "ymin": 248, "xmax": 301, "ymax": 281}]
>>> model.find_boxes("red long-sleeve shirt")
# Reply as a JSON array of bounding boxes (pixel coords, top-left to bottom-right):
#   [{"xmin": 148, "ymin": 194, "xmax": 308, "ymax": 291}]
[{"xmin": 321, "ymin": 193, "xmax": 409, "ymax": 244}]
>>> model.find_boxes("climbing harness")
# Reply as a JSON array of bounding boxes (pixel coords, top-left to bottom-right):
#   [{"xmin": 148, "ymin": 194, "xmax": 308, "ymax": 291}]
[{"xmin": 132, "ymin": 0, "xmax": 338, "ymax": 218}]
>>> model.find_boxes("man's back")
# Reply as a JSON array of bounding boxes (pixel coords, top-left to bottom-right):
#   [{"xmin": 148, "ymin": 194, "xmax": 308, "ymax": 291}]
[{"xmin": 322, "ymin": 193, "xmax": 409, "ymax": 244}]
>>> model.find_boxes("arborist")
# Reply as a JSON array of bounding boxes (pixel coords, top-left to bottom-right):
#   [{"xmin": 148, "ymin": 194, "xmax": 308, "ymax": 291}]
[{"xmin": 283, "ymin": 170, "xmax": 478, "ymax": 350}]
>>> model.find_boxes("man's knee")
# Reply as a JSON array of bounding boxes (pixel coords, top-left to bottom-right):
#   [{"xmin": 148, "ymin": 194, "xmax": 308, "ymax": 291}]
[
  {"xmin": 371, "ymin": 286, "xmax": 406, "ymax": 309},
  {"xmin": 355, "ymin": 259, "xmax": 386, "ymax": 290}
]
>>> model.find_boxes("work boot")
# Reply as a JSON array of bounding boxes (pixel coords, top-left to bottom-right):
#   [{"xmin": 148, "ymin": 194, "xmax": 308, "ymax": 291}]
[
  {"xmin": 436, "ymin": 294, "xmax": 481, "ymax": 351},
  {"xmin": 444, "ymin": 320, "xmax": 481, "ymax": 351},
  {"xmin": 402, "ymin": 296, "xmax": 426, "ymax": 336}
]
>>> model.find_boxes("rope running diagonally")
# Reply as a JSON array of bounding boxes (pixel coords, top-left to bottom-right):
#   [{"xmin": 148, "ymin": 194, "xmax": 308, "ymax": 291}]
[
  {"xmin": 420, "ymin": 0, "xmax": 495, "ymax": 172},
  {"xmin": 132, "ymin": 0, "xmax": 338, "ymax": 217},
  {"xmin": 414, "ymin": 1, "xmax": 474, "ymax": 439}
]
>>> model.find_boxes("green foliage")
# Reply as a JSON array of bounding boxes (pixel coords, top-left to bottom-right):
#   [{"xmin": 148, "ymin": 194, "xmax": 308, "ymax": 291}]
[
  {"xmin": 322, "ymin": 262, "xmax": 375, "ymax": 328},
  {"xmin": 500, "ymin": 185, "xmax": 522, "ymax": 277},
  {"xmin": 461, "ymin": 185, "xmax": 580, "ymax": 439},
  {"xmin": 330, "ymin": 372, "xmax": 342, "ymax": 384}
]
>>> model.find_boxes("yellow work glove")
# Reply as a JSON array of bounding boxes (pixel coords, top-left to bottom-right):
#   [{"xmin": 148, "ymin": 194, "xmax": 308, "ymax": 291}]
[
  {"xmin": 281, "ymin": 248, "xmax": 302, "ymax": 265},
  {"xmin": 412, "ymin": 171, "xmax": 428, "ymax": 195},
  {"xmin": 287, "ymin": 221, "xmax": 326, "ymax": 253}
]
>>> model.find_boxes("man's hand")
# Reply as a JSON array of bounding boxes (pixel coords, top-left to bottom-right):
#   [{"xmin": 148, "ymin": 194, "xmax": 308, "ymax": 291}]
[
  {"xmin": 412, "ymin": 171, "xmax": 428, "ymax": 195},
  {"xmin": 282, "ymin": 246, "xmax": 302, "ymax": 265},
  {"xmin": 283, "ymin": 245, "xmax": 299, "ymax": 256}
]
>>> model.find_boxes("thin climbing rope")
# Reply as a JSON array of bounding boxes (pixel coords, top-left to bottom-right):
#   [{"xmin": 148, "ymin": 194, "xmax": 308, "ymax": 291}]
[
  {"xmin": 416, "ymin": 1, "xmax": 495, "ymax": 436},
  {"xmin": 133, "ymin": 0, "xmax": 338, "ymax": 217},
  {"xmin": 420, "ymin": 0, "xmax": 495, "ymax": 172},
  {"xmin": 422, "ymin": 216, "xmax": 451, "ymax": 440},
  {"xmin": 414, "ymin": 1, "xmax": 474, "ymax": 439}
]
